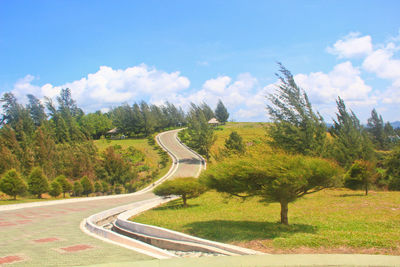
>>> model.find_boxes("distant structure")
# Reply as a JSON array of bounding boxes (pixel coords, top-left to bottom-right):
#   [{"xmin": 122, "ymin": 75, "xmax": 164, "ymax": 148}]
[
  {"xmin": 208, "ymin": 118, "xmax": 220, "ymax": 126},
  {"xmin": 106, "ymin": 128, "xmax": 125, "ymax": 139}
]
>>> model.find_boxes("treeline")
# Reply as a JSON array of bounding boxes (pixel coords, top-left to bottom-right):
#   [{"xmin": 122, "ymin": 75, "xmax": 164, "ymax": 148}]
[{"xmin": 0, "ymin": 88, "xmax": 224, "ymax": 199}]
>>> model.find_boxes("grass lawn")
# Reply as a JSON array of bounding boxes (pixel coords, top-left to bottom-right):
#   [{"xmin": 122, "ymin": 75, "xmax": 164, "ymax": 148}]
[
  {"xmin": 209, "ymin": 122, "xmax": 270, "ymax": 163},
  {"xmin": 132, "ymin": 189, "xmax": 400, "ymax": 255}
]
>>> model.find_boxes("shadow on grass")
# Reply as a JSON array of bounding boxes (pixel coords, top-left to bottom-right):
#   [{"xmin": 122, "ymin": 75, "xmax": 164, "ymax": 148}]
[
  {"xmin": 184, "ymin": 220, "xmax": 317, "ymax": 242},
  {"xmin": 337, "ymin": 193, "xmax": 365, "ymax": 197},
  {"xmin": 153, "ymin": 200, "xmax": 200, "ymax": 211}
]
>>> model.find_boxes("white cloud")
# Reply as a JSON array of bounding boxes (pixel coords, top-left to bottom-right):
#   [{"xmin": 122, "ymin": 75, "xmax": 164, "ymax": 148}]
[
  {"xmin": 327, "ymin": 32, "xmax": 373, "ymax": 58},
  {"xmin": 294, "ymin": 61, "xmax": 373, "ymax": 105},
  {"xmin": 11, "ymin": 64, "xmax": 190, "ymax": 111}
]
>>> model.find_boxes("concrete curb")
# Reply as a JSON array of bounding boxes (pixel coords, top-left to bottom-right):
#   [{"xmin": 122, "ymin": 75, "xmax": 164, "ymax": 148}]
[
  {"xmin": 115, "ymin": 208, "xmax": 261, "ymax": 256},
  {"xmin": 81, "ymin": 130, "xmax": 183, "ymax": 259}
]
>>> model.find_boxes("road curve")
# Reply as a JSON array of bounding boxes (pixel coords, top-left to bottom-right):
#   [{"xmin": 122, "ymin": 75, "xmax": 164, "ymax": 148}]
[{"xmin": 0, "ymin": 129, "xmax": 203, "ymax": 266}]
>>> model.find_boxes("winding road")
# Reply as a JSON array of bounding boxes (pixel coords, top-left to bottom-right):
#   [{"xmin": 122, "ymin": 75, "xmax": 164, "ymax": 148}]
[{"xmin": 0, "ymin": 129, "xmax": 203, "ymax": 266}]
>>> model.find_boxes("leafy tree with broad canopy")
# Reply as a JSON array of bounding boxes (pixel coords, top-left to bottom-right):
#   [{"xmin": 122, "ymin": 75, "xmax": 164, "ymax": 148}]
[
  {"xmin": 200, "ymin": 154, "xmax": 341, "ymax": 225},
  {"xmin": 0, "ymin": 169, "xmax": 27, "ymax": 200},
  {"xmin": 267, "ymin": 63, "xmax": 327, "ymax": 157},
  {"xmin": 154, "ymin": 177, "xmax": 207, "ymax": 207},
  {"xmin": 28, "ymin": 167, "xmax": 49, "ymax": 198},
  {"xmin": 215, "ymin": 100, "xmax": 229, "ymax": 124}
]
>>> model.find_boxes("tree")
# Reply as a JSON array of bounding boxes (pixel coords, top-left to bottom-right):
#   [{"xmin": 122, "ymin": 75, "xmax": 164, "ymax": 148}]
[
  {"xmin": 185, "ymin": 103, "xmax": 216, "ymax": 160},
  {"xmin": 385, "ymin": 145, "xmax": 400, "ymax": 190},
  {"xmin": 367, "ymin": 109, "xmax": 385, "ymax": 148},
  {"xmin": 27, "ymin": 167, "xmax": 49, "ymax": 198},
  {"xmin": 101, "ymin": 181, "xmax": 109, "ymax": 195},
  {"xmin": 73, "ymin": 181, "xmax": 83, "ymax": 196},
  {"xmin": 329, "ymin": 97, "xmax": 374, "ymax": 168},
  {"xmin": 27, "ymin": 94, "xmax": 47, "ymax": 127},
  {"xmin": 200, "ymin": 102, "xmax": 215, "ymax": 121},
  {"xmin": 215, "ymin": 100, "xmax": 229, "ymax": 124},
  {"xmin": 154, "ymin": 177, "xmax": 207, "ymax": 207},
  {"xmin": 94, "ymin": 181, "xmax": 102, "ymax": 195},
  {"xmin": 49, "ymin": 181, "xmax": 62, "ymax": 198},
  {"xmin": 267, "ymin": 63, "xmax": 327, "ymax": 157},
  {"xmin": 0, "ymin": 169, "xmax": 27, "ymax": 200},
  {"xmin": 80, "ymin": 176, "xmax": 93, "ymax": 197},
  {"xmin": 55, "ymin": 175, "xmax": 72, "ymax": 198},
  {"xmin": 200, "ymin": 154, "xmax": 341, "ymax": 225},
  {"xmin": 344, "ymin": 160, "xmax": 374, "ymax": 195},
  {"xmin": 224, "ymin": 131, "xmax": 246, "ymax": 155}
]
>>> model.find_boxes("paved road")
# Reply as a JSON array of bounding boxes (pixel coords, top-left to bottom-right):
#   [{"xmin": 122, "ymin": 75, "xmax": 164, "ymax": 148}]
[{"xmin": 0, "ymin": 129, "xmax": 202, "ymax": 266}]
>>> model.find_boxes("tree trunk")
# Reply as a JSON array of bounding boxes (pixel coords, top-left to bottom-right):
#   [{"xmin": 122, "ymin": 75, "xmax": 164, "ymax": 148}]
[
  {"xmin": 365, "ymin": 182, "xmax": 368, "ymax": 196},
  {"xmin": 182, "ymin": 194, "xmax": 187, "ymax": 207},
  {"xmin": 38, "ymin": 194, "xmax": 42, "ymax": 199},
  {"xmin": 63, "ymin": 192, "xmax": 66, "ymax": 198},
  {"xmin": 280, "ymin": 201, "xmax": 289, "ymax": 225},
  {"xmin": 14, "ymin": 195, "xmax": 17, "ymax": 200}
]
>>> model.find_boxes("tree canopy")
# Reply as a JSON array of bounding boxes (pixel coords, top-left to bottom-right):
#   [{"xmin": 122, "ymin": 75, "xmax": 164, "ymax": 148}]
[
  {"xmin": 215, "ymin": 100, "xmax": 229, "ymax": 124},
  {"xmin": 154, "ymin": 177, "xmax": 207, "ymax": 207},
  {"xmin": 267, "ymin": 63, "xmax": 327, "ymax": 157},
  {"xmin": 200, "ymin": 153, "xmax": 341, "ymax": 224}
]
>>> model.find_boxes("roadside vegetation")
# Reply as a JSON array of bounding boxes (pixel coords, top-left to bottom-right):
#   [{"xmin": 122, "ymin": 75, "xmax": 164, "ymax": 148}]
[
  {"xmin": 133, "ymin": 63, "xmax": 400, "ymax": 254},
  {"xmin": 133, "ymin": 189, "xmax": 400, "ymax": 255}
]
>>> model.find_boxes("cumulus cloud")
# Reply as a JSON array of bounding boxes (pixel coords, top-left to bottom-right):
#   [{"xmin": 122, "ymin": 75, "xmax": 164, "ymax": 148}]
[
  {"xmin": 294, "ymin": 61, "xmax": 373, "ymax": 105},
  {"xmin": 11, "ymin": 64, "xmax": 190, "ymax": 111},
  {"xmin": 327, "ymin": 32, "xmax": 373, "ymax": 58}
]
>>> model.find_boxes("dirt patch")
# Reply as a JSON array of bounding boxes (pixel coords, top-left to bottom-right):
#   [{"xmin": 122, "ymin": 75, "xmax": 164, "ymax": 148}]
[{"xmin": 231, "ymin": 240, "xmax": 400, "ymax": 255}]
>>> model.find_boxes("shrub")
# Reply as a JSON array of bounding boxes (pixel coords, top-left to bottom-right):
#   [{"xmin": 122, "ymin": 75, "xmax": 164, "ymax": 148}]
[
  {"xmin": 28, "ymin": 167, "xmax": 49, "ymax": 199},
  {"xmin": 0, "ymin": 169, "xmax": 27, "ymax": 200},
  {"xmin": 49, "ymin": 181, "xmax": 62, "ymax": 198},
  {"xmin": 73, "ymin": 181, "xmax": 83, "ymax": 196}
]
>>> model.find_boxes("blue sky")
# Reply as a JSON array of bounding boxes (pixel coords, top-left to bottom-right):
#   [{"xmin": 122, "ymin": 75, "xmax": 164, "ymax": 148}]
[{"xmin": 1, "ymin": 0, "xmax": 400, "ymax": 122}]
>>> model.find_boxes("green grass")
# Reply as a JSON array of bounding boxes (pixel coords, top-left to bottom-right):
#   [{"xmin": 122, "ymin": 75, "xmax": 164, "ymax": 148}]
[
  {"xmin": 209, "ymin": 122, "xmax": 270, "ymax": 163},
  {"xmin": 132, "ymin": 189, "xmax": 400, "ymax": 254}
]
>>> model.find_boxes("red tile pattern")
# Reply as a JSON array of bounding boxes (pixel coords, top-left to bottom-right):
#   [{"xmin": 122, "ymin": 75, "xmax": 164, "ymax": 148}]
[
  {"xmin": 33, "ymin": 237, "xmax": 59, "ymax": 243},
  {"xmin": 59, "ymin": 244, "xmax": 93, "ymax": 252},
  {"xmin": 0, "ymin": 255, "xmax": 24, "ymax": 264}
]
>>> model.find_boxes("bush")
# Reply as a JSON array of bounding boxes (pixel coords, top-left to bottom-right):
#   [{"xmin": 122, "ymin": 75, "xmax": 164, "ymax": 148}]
[
  {"xmin": 80, "ymin": 176, "xmax": 93, "ymax": 197},
  {"xmin": 154, "ymin": 177, "xmax": 207, "ymax": 207},
  {"xmin": 0, "ymin": 169, "xmax": 27, "ymax": 200},
  {"xmin": 55, "ymin": 175, "xmax": 72, "ymax": 198},
  {"xmin": 94, "ymin": 181, "xmax": 102, "ymax": 194},
  {"xmin": 114, "ymin": 183, "xmax": 123, "ymax": 194},
  {"xmin": 28, "ymin": 167, "xmax": 49, "ymax": 199},
  {"xmin": 101, "ymin": 181, "xmax": 109, "ymax": 194},
  {"xmin": 73, "ymin": 181, "xmax": 83, "ymax": 196},
  {"xmin": 49, "ymin": 181, "xmax": 62, "ymax": 198}
]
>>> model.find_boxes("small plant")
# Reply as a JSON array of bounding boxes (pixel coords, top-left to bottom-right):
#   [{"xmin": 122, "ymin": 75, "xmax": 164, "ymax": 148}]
[
  {"xmin": 28, "ymin": 167, "xmax": 49, "ymax": 199},
  {"xmin": 80, "ymin": 176, "xmax": 93, "ymax": 197},
  {"xmin": 49, "ymin": 181, "xmax": 62, "ymax": 198},
  {"xmin": 55, "ymin": 175, "xmax": 72, "ymax": 198},
  {"xmin": 0, "ymin": 169, "xmax": 27, "ymax": 200},
  {"xmin": 73, "ymin": 181, "xmax": 83, "ymax": 196}
]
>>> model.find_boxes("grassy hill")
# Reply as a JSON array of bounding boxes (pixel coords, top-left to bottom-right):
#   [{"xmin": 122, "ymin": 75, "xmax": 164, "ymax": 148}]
[{"xmin": 132, "ymin": 122, "xmax": 400, "ymax": 255}]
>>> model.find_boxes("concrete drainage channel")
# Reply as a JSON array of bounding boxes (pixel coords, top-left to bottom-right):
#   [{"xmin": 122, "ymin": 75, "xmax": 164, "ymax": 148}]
[{"xmin": 81, "ymin": 129, "xmax": 261, "ymax": 259}]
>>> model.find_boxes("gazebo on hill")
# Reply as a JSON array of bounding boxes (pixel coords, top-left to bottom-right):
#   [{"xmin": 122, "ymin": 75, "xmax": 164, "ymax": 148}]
[{"xmin": 208, "ymin": 118, "xmax": 220, "ymax": 126}]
